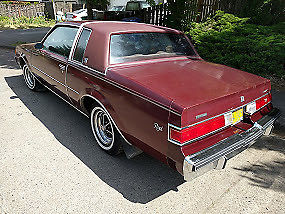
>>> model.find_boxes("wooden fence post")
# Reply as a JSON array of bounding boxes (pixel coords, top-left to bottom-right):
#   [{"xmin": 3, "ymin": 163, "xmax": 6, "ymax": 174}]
[{"xmin": 196, "ymin": 0, "xmax": 203, "ymax": 22}]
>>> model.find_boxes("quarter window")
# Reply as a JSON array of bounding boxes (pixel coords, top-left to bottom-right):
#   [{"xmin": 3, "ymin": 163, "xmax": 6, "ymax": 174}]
[
  {"xmin": 43, "ymin": 26, "xmax": 78, "ymax": 57},
  {"xmin": 73, "ymin": 29, "xmax": 92, "ymax": 63}
]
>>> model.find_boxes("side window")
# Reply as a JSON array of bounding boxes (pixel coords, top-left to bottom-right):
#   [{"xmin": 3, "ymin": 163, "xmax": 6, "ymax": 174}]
[
  {"xmin": 73, "ymin": 29, "xmax": 92, "ymax": 63},
  {"xmin": 43, "ymin": 26, "xmax": 78, "ymax": 58}
]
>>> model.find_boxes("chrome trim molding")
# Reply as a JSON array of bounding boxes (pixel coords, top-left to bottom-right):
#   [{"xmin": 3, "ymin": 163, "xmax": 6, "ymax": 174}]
[
  {"xmin": 80, "ymin": 94, "xmax": 132, "ymax": 146},
  {"xmin": 69, "ymin": 60, "xmax": 106, "ymax": 76},
  {"xmin": 66, "ymin": 85, "xmax": 80, "ymax": 95},
  {"xmin": 31, "ymin": 64, "xmax": 79, "ymax": 95},
  {"xmin": 168, "ymin": 93, "xmax": 271, "ymax": 146},
  {"xmin": 69, "ymin": 27, "xmax": 92, "ymax": 63}
]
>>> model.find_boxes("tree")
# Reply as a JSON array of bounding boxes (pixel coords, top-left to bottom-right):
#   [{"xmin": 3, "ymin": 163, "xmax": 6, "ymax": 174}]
[{"xmin": 86, "ymin": 0, "xmax": 110, "ymax": 20}]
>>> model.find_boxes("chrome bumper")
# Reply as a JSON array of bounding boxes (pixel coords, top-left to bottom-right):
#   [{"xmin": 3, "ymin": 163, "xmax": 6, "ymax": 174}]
[{"xmin": 183, "ymin": 108, "xmax": 280, "ymax": 181}]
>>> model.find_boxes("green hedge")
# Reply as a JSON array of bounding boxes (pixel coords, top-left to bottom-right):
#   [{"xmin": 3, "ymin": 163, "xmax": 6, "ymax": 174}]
[{"xmin": 187, "ymin": 11, "xmax": 285, "ymax": 78}]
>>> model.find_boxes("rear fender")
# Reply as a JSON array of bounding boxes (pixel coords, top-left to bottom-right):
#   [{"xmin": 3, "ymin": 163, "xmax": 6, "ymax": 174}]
[{"xmin": 80, "ymin": 93, "xmax": 131, "ymax": 146}]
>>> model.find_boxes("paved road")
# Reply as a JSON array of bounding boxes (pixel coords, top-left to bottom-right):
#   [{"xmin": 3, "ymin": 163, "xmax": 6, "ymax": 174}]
[
  {"xmin": 0, "ymin": 28, "xmax": 50, "ymax": 49},
  {"xmin": 0, "ymin": 48, "xmax": 284, "ymax": 213}
]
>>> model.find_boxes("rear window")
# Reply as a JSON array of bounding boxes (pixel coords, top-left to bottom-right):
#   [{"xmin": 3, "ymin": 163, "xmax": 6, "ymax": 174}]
[{"xmin": 110, "ymin": 32, "xmax": 196, "ymax": 64}]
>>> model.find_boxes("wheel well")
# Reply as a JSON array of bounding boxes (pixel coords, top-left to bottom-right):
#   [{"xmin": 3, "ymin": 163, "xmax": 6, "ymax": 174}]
[
  {"xmin": 81, "ymin": 96, "xmax": 100, "ymax": 115},
  {"xmin": 18, "ymin": 57, "xmax": 26, "ymax": 68}
]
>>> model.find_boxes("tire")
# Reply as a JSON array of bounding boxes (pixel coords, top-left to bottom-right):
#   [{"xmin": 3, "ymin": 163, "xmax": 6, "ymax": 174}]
[
  {"xmin": 90, "ymin": 106, "xmax": 122, "ymax": 155},
  {"xmin": 22, "ymin": 64, "xmax": 44, "ymax": 91}
]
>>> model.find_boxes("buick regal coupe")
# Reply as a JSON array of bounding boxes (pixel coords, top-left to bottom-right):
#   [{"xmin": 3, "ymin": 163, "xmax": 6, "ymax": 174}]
[{"xmin": 15, "ymin": 21, "xmax": 280, "ymax": 181}]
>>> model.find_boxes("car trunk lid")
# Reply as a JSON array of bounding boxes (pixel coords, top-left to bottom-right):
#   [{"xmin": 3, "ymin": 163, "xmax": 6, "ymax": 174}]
[{"xmin": 108, "ymin": 58, "xmax": 271, "ymax": 127}]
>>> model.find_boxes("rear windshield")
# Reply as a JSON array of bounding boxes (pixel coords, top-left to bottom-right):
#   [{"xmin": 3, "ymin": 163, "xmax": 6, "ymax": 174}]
[
  {"xmin": 126, "ymin": 2, "xmax": 140, "ymax": 11},
  {"xmin": 110, "ymin": 32, "xmax": 196, "ymax": 64}
]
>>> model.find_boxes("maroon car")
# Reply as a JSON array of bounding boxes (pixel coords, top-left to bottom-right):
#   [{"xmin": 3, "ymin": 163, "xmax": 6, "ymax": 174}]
[{"xmin": 15, "ymin": 21, "xmax": 280, "ymax": 181}]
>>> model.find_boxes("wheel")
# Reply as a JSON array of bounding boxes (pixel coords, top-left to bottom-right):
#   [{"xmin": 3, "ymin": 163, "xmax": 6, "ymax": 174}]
[
  {"xmin": 90, "ymin": 106, "xmax": 122, "ymax": 155},
  {"xmin": 22, "ymin": 64, "xmax": 44, "ymax": 91}
]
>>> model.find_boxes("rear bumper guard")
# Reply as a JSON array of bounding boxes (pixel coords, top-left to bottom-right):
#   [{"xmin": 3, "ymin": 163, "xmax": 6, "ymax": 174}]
[{"xmin": 183, "ymin": 108, "xmax": 280, "ymax": 181}]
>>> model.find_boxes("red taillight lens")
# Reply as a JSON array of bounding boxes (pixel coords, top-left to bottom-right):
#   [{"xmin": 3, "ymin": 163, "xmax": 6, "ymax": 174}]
[
  {"xmin": 256, "ymin": 94, "xmax": 271, "ymax": 110},
  {"xmin": 170, "ymin": 115, "xmax": 225, "ymax": 144},
  {"xmin": 72, "ymin": 15, "xmax": 77, "ymax": 19}
]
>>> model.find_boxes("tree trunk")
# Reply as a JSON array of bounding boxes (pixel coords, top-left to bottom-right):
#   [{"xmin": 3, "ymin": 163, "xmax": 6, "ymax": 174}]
[{"xmin": 86, "ymin": 0, "xmax": 93, "ymax": 20}]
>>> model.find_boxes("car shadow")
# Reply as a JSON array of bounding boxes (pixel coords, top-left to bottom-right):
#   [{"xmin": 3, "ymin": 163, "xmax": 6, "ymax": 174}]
[
  {"xmin": 0, "ymin": 48, "xmax": 18, "ymax": 70},
  {"xmin": 5, "ymin": 74, "xmax": 184, "ymax": 204},
  {"xmin": 233, "ymin": 135, "xmax": 285, "ymax": 193}
]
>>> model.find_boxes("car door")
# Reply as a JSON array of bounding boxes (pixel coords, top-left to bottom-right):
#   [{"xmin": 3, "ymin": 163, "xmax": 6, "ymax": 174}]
[
  {"xmin": 66, "ymin": 28, "xmax": 92, "ymax": 107},
  {"xmin": 31, "ymin": 26, "xmax": 78, "ymax": 99}
]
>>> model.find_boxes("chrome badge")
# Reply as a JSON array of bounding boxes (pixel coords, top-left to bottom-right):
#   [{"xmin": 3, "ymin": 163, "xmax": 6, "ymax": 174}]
[
  {"xmin": 196, "ymin": 113, "xmax": 207, "ymax": 119},
  {"xmin": 240, "ymin": 96, "xmax": 245, "ymax": 102},
  {"xmin": 154, "ymin": 123, "xmax": 163, "ymax": 132}
]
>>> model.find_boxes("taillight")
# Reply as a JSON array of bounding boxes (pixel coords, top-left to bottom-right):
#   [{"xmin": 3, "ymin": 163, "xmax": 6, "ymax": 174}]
[
  {"xmin": 170, "ymin": 115, "xmax": 225, "ymax": 144},
  {"xmin": 256, "ymin": 94, "xmax": 271, "ymax": 110},
  {"xmin": 169, "ymin": 93, "xmax": 272, "ymax": 145},
  {"xmin": 245, "ymin": 94, "xmax": 271, "ymax": 115},
  {"xmin": 72, "ymin": 15, "xmax": 77, "ymax": 19}
]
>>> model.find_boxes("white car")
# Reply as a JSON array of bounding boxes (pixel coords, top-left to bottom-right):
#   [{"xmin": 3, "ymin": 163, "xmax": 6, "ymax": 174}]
[{"xmin": 66, "ymin": 9, "xmax": 104, "ymax": 21}]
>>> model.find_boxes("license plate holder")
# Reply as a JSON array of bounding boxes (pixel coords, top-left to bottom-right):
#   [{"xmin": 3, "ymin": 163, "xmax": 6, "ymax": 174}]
[{"xmin": 232, "ymin": 108, "xmax": 243, "ymax": 124}]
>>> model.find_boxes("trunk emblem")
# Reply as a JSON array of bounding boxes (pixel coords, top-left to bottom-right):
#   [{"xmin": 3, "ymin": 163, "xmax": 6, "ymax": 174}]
[
  {"xmin": 154, "ymin": 123, "xmax": 163, "ymax": 132},
  {"xmin": 240, "ymin": 96, "xmax": 245, "ymax": 102},
  {"xmin": 196, "ymin": 113, "xmax": 207, "ymax": 119}
]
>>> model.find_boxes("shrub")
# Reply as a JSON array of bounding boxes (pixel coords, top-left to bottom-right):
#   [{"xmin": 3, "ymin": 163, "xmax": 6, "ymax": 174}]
[
  {"xmin": 187, "ymin": 11, "xmax": 285, "ymax": 78},
  {"xmin": 0, "ymin": 16, "xmax": 55, "ymax": 29},
  {"xmin": 237, "ymin": 0, "xmax": 285, "ymax": 25}
]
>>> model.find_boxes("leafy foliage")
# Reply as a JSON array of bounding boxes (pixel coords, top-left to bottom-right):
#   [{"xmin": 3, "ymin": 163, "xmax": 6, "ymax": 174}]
[
  {"xmin": 165, "ymin": 0, "xmax": 197, "ymax": 31},
  {"xmin": 236, "ymin": 0, "xmax": 285, "ymax": 25},
  {"xmin": 187, "ymin": 11, "xmax": 285, "ymax": 77},
  {"xmin": 0, "ymin": 16, "xmax": 55, "ymax": 29}
]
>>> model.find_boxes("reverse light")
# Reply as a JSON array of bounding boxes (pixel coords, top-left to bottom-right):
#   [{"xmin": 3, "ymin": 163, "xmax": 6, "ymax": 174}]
[
  {"xmin": 246, "ymin": 102, "xmax": 256, "ymax": 114},
  {"xmin": 245, "ymin": 94, "xmax": 271, "ymax": 115}
]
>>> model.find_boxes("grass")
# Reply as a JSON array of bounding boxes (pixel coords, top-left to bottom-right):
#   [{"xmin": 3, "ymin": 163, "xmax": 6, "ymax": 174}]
[{"xmin": 0, "ymin": 16, "xmax": 55, "ymax": 30}]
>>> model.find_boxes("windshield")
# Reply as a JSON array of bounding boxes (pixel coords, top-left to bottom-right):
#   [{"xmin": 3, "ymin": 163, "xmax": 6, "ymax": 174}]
[
  {"xmin": 109, "ymin": 6, "xmax": 124, "ymax": 11},
  {"xmin": 141, "ymin": 2, "xmax": 150, "ymax": 8},
  {"xmin": 110, "ymin": 32, "xmax": 196, "ymax": 64},
  {"xmin": 126, "ymin": 2, "xmax": 140, "ymax": 11}
]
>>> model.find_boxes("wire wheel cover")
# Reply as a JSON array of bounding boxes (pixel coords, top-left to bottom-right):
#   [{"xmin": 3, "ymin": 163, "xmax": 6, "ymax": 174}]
[
  {"xmin": 92, "ymin": 108, "xmax": 114, "ymax": 149},
  {"xmin": 23, "ymin": 65, "xmax": 35, "ymax": 89}
]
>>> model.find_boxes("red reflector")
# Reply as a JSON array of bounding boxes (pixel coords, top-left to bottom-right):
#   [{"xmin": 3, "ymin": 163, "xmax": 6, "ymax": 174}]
[
  {"xmin": 256, "ymin": 94, "xmax": 271, "ymax": 110},
  {"xmin": 170, "ymin": 115, "xmax": 225, "ymax": 144}
]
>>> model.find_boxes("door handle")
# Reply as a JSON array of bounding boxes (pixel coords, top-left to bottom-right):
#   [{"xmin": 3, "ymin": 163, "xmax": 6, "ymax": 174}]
[{"xmin": 59, "ymin": 64, "xmax": 66, "ymax": 73}]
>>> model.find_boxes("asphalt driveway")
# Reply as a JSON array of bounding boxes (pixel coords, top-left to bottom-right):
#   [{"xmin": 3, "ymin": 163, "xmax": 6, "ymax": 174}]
[
  {"xmin": 0, "ymin": 28, "xmax": 50, "ymax": 49},
  {"xmin": 0, "ymin": 48, "xmax": 284, "ymax": 213}
]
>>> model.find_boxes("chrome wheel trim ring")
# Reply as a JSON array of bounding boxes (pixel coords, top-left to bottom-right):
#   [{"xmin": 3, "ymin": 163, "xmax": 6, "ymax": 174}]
[
  {"xmin": 23, "ymin": 65, "xmax": 35, "ymax": 89},
  {"xmin": 91, "ymin": 107, "xmax": 115, "ymax": 150}
]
